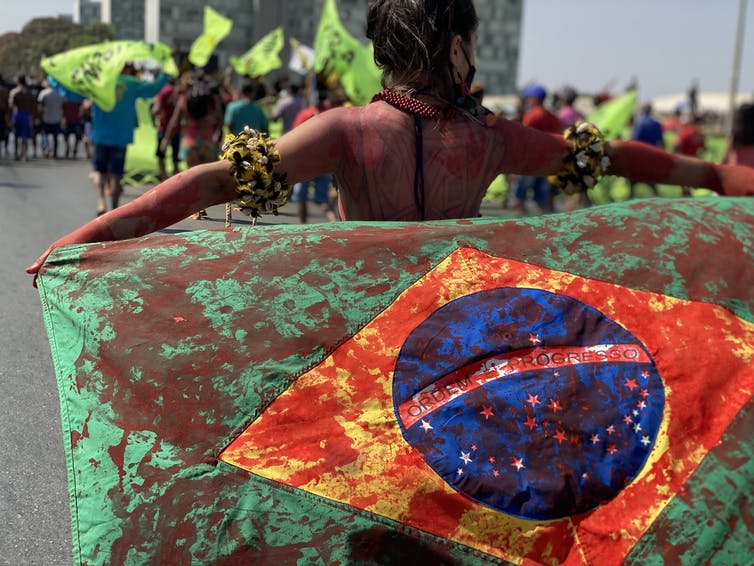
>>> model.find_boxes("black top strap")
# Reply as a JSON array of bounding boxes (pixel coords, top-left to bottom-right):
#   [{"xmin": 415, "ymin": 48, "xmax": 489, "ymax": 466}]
[{"xmin": 413, "ymin": 113, "xmax": 426, "ymax": 221}]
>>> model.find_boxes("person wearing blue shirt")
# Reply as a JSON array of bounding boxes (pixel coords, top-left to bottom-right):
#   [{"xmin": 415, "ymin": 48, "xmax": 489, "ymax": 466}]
[
  {"xmin": 91, "ymin": 63, "xmax": 167, "ymax": 215},
  {"xmin": 630, "ymin": 103, "xmax": 665, "ymax": 198},
  {"xmin": 224, "ymin": 81, "xmax": 269, "ymax": 136}
]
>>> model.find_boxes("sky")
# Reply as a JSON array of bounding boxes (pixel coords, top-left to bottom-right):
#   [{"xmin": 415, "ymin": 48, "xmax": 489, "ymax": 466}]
[{"xmin": 2, "ymin": 0, "xmax": 752, "ymax": 101}]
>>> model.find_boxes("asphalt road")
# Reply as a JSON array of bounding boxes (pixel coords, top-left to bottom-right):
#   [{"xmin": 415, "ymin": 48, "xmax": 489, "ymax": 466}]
[
  {"xmin": 0, "ymin": 154, "xmax": 336, "ymax": 566},
  {"xmin": 2, "ymin": 156, "xmax": 83, "ymax": 566}
]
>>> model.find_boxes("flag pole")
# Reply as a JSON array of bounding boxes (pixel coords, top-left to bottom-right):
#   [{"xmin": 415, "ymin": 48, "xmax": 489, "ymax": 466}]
[{"xmin": 728, "ymin": 0, "xmax": 748, "ymax": 135}]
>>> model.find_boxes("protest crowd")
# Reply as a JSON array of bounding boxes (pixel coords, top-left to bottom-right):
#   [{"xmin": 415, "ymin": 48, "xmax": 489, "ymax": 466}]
[{"xmin": 2, "ymin": 9, "xmax": 752, "ymax": 224}]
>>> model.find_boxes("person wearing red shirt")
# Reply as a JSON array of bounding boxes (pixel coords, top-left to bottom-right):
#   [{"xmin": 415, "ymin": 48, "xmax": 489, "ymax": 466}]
[
  {"xmin": 513, "ymin": 84, "xmax": 563, "ymax": 214},
  {"xmin": 674, "ymin": 114, "xmax": 706, "ymax": 196},
  {"xmin": 662, "ymin": 108, "xmax": 684, "ymax": 133},
  {"xmin": 675, "ymin": 115, "xmax": 705, "ymax": 158},
  {"xmin": 290, "ymin": 90, "xmax": 336, "ymax": 223},
  {"xmin": 152, "ymin": 78, "xmax": 181, "ymax": 180}
]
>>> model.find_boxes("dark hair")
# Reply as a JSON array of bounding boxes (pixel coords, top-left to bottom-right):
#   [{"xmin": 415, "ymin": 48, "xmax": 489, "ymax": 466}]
[
  {"xmin": 241, "ymin": 81, "xmax": 257, "ymax": 98},
  {"xmin": 366, "ymin": 0, "xmax": 478, "ymax": 96},
  {"xmin": 186, "ymin": 78, "xmax": 213, "ymax": 120},
  {"xmin": 560, "ymin": 86, "xmax": 578, "ymax": 106},
  {"xmin": 732, "ymin": 103, "xmax": 754, "ymax": 146},
  {"xmin": 254, "ymin": 81, "xmax": 267, "ymax": 101}
]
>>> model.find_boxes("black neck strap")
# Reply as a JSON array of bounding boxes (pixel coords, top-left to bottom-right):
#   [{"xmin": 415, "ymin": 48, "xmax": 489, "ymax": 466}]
[{"xmin": 413, "ymin": 113, "xmax": 426, "ymax": 221}]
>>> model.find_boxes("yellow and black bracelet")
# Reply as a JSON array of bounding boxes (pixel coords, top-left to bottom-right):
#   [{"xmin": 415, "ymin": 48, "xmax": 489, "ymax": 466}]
[
  {"xmin": 220, "ymin": 127, "xmax": 291, "ymax": 218},
  {"xmin": 548, "ymin": 122, "xmax": 611, "ymax": 195}
]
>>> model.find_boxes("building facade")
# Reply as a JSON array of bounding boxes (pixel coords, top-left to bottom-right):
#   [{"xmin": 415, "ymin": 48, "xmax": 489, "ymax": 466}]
[
  {"xmin": 77, "ymin": 0, "xmax": 522, "ymax": 95},
  {"xmin": 473, "ymin": 0, "xmax": 523, "ymax": 95},
  {"xmin": 267, "ymin": 0, "xmax": 521, "ymax": 94},
  {"xmin": 101, "ymin": 0, "xmax": 146, "ymax": 40},
  {"xmin": 73, "ymin": 0, "xmax": 102, "ymax": 27}
]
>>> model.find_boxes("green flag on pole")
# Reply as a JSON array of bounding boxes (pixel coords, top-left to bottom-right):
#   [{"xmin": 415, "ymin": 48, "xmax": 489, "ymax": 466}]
[
  {"xmin": 289, "ymin": 37, "xmax": 314, "ymax": 75},
  {"xmin": 41, "ymin": 41, "xmax": 178, "ymax": 112},
  {"xmin": 339, "ymin": 42, "xmax": 382, "ymax": 106},
  {"xmin": 189, "ymin": 6, "xmax": 233, "ymax": 68},
  {"xmin": 586, "ymin": 90, "xmax": 638, "ymax": 140},
  {"xmin": 229, "ymin": 26, "xmax": 285, "ymax": 77},
  {"xmin": 314, "ymin": 0, "xmax": 381, "ymax": 105}
]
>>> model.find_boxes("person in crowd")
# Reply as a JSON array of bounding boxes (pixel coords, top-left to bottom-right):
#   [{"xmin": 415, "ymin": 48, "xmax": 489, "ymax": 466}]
[
  {"xmin": 37, "ymin": 79, "xmax": 65, "ymax": 159},
  {"xmin": 687, "ymin": 80, "xmax": 699, "ymax": 118},
  {"xmin": 224, "ymin": 80, "xmax": 269, "ymax": 136},
  {"xmin": 289, "ymin": 89, "xmax": 337, "ymax": 224},
  {"xmin": 724, "ymin": 103, "xmax": 754, "ymax": 169},
  {"xmin": 89, "ymin": 62, "xmax": 167, "ymax": 214},
  {"xmin": 0, "ymin": 74, "xmax": 9, "ymax": 158},
  {"xmin": 556, "ymin": 86, "xmax": 584, "ymax": 128},
  {"xmin": 162, "ymin": 71, "xmax": 224, "ymax": 219},
  {"xmin": 79, "ymin": 99, "xmax": 94, "ymax": 160},
  {"xmin": 512, "ymin": 84, "xmax": 563, "ymax": 214},
  {"xmin": 630, "ymin": 102, "xmax": 665, "ymax": 197},
  {"xmin": 662, "ymin": 107, "xmax": 684, "ymax": 133},
  {"xmin": 674, "ymin": 114, "xmax": 706, "ymax": 158},
  {"xmin": 674, "ymin": 113, "xmax": 707, "ymax": 196},
  {"xmin": 62, "ymin": 98, "xmax": 84, "ymax": 159},
  {"xmin": 9, "ymin": 75, "xmax": 36, "ymax": 161},
  {"xmin": 271, "ymin": 81, "xmax": 306, "ymax": 135},
  {"xmin": 28, "ymin": 0, "xmax": 754, "ymax": 280},
  {"xmin": 152, "ymin": 77, "xmax": 182, "ymax": 180}
]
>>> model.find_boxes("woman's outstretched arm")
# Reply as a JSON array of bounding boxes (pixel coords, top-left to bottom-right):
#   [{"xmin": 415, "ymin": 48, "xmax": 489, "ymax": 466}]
[
  {"xmin": 26, "ymin": 161, "xmax": 236, "ymax": 277},
  {"xmin": 26, "ymin": 109, "xmax": 349, "ymax": 280},
  {"xmin": 606, "ymin": 140, "xmax": 754, "ymax": 196},
  {"xmin": 493, "ymin": 117, "xmax": 754, "ymax": 196}
]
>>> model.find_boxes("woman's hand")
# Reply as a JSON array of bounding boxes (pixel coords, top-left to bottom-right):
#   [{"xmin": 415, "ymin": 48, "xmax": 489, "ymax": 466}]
[
  {"xmin": 25, "ymin": 245, "xmax": 56, "ymax": 287},
  {"xmin": 26, "ymin": 160, "xmax": 237, "ymax": 287}
]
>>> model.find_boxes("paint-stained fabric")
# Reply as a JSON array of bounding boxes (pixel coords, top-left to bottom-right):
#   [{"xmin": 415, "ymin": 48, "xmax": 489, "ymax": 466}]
[{"xmin": 37, "ymin": 198, "xmax": 754, "ymax": 565}]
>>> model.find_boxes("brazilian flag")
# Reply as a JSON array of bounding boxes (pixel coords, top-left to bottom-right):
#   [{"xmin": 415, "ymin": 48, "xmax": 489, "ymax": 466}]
[{"xmin": 36, "ymin": 199, "xmax": 754, "ymax": 564}]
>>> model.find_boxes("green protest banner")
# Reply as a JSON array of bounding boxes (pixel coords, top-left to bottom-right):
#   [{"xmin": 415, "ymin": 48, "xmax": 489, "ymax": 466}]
[
  {"xmin": 586, "ymin": 90, "xmax": 638, "ymax": 140},
  {"xmin": 229, "ymin": 27, "xmax": 284, "ymax": 77},
  {"xmin": 41, "ymin": 41, "xmax": 178, "ymax": 112},
  {"xmin": 314, "ymin": 0, "xmax": 381, "ymax": 105},
  {"xmin": 189, "ymin": 6, "xmax": 233, "ymax": 67},
  {"xmin": 339, "ymin": 42, "xmax": 382, "ymax": 106},
  {"xmin": 313, "ymin": 0, "xmax": 358, "ymax": 77}
]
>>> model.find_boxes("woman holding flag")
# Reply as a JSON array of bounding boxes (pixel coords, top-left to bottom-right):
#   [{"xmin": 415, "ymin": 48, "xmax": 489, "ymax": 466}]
[{"xmin": 27, "ymin": 0, "xmax": 754, "ymax": 279}]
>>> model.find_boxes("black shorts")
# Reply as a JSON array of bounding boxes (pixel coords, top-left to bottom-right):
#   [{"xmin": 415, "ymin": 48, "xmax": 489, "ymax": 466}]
[
  {"xmin": 93, "ymin": 144, "xmax": 127, "ymax": 176},
  {"xmin": 156, "ymin": 131, "xmax": 181, "ymax": 161}
]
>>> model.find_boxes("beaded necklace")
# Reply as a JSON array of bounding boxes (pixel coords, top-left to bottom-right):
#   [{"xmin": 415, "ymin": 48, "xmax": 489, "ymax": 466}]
[{"xmin": 371, "ymin": 88, "xmax": 448, "ymax": 120}]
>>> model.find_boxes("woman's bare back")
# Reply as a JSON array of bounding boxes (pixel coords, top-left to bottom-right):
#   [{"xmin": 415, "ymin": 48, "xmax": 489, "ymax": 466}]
[{"xmin": 280, "ymin": 101, "xmax": 568, "ymax": 221}]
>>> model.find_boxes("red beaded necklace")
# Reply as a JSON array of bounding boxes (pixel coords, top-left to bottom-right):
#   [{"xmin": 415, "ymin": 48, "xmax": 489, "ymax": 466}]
[{"xmin": 371, "ymin": 89, "xmax": 451, "ymax": 120}]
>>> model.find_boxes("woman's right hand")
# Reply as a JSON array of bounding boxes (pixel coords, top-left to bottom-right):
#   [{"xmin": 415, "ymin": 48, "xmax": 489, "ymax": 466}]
[
  {"xmin": 26, "ymin": 245, "xmax": 56, "ymax": 287},
  {"xmin": 25, "ymin": 161, "xmax": 238, "ymax": 287}
]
